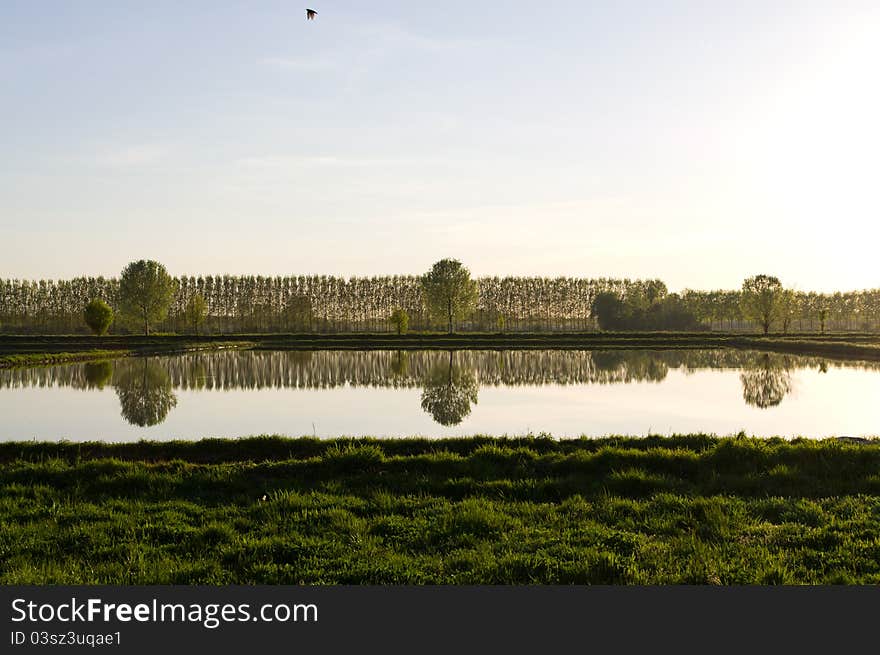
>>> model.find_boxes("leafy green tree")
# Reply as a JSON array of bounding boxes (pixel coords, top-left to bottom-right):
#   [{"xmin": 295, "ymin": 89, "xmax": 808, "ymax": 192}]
[
  {"xmin": 83, "ymin": 298, "xmax": 113, "ymax": 335},
  {"xmin": 118, "ymin": 260, "xmax": 176, "ymax": 335},
  {"xmin": 390, "ymin": 308, "xmax": 409, "ymax": 335},
  {"xmin": 421, "ymin": 259, "xmax": 478, "ymax": 333},
  {"xmin": 184, "ymin": 293, "xmax": 208, "ymax": 334},
  {"xmin": 779, "ymin": 289, "xmax": 796, "ymax": 334},
  {"xmin": 592, "ymin": 291, "xmax": 700, "ymax": 331},
  {"xmin": 591, "ymin": 292, "xmax": 626, "ymax": 330},
  {"xmin": 645, "ymin": 293, "xmax": 701, "ymax": 330},
  {"xmin": 741, "ymin": 275, "xmax": 784, "ymax": 335}
]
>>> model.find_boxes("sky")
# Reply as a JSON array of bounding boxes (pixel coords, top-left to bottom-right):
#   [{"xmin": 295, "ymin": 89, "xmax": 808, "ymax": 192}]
[{"xmin": 1, "ymin": 1, "xmax": 878, "ymax": 292}]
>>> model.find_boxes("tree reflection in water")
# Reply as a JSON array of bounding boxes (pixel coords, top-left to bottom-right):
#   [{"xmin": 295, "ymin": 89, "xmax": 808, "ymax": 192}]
[
  {"xmin": 391, "ymin": 351, "xmax": 409, "ymax": 378},
  {"xmin": 739, "ymin": 354, "xmax": 794, "ymax": 409},
  {"xmin": 3, "ymin": 349, "xmax": 872, "ymax": 427},
  {"xmin": 420, "ymin": 351, "xmax": 479, "ymax": 426},
  {"xmin": 82, "ymin": 361, "xmax": 113, "ymax": 389},
  {"xmin": 113, "ymin": 358, "xmax": 178, "ymax": 427}
]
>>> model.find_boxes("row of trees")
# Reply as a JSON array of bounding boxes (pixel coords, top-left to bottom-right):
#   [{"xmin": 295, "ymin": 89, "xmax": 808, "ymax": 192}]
[
  {"xmin": 590, "ymin": 274, "xmax": 846, "ymax": 335},
  {"xmin": 681, "ymin": 279, "xmax": 880, "ymax": 333},
  {"xmin": 0, "ymin": 259, "xmax": 669, "ymax": 334},
  {"xmin": 0, "ymin": 260, "xmax": 877, "ymax": 334}
]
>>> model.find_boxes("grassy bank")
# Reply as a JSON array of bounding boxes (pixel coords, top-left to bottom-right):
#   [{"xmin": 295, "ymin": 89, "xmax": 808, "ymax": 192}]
[
  {"xmin": 0, "ymin": 350, "xmax": 131, "ymax": 369},
  {"xmin": 2, "ymin": 332, "xmax": 879, "ymax": 368},
  {"xmin": 2, "ymin": 435, "xmax": 880, "ymax": 584},
  {"xmin": 0, "ymin": 339, "xmax": 250, "ymax": 369}
]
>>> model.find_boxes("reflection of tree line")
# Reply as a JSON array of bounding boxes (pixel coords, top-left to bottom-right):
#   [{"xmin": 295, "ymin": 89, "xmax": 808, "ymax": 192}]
[
  {"xmin": 5, "ymin": 349, "xmax": 871, "ymax": 392},
  {"xmin": 0, "ymin": 350, "xmax": 873, "ymax": 427}
]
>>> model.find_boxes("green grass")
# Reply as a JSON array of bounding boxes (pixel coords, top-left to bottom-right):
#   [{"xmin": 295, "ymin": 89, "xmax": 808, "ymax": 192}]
[
  {"xmin": 2, "ymin": 435, "xmax": 880, "ymax": 584},
  {"xmin": 0, "ymin": 350, "xmax": 131, "ymax": 368},
  {"xmin": 0, "ymin": 340, "xmax": 249, "ymax": 369}
]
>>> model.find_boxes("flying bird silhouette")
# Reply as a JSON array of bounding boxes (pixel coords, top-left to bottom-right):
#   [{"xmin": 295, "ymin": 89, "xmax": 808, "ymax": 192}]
[{"xmin": 306, "ymin": 8, "xmax": 317, "ymax": 20}]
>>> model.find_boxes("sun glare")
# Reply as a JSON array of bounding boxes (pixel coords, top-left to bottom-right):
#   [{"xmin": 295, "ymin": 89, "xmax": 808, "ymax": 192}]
[{"xmin": 751, "ymin": 19, "xmax": 880, "ymax": 229}]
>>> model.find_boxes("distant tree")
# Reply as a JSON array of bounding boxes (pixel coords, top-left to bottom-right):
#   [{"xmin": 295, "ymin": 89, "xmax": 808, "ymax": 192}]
[
  {"xmin": 722, "ymin": 291, "xmax": 744, "ymax": 330},
  {"xmin": 779, "ymin": 289, "xmax": 796, "ymax": 334},
  {"xmin": 421, "ymin": 259, "xmax": 478, "ymax": 333},
  {"xmin": 741, "ymin": 275, "xmax": 784, "ymax": 335},
  {"xmin": 496, "ymin": 314, "xmax": 506, "ymax": 333},
  {"xmin": 593, "ymin": 291, "xmax": 701, "ymax": 331},
  {"xmin": 83, "ymin": 298, "xmax": 113, "ymax": 335},
  {"xmin": 646, "ymin": 294, "xmax": 701, "ymax": 331},
  {"xmin": 819, "ymin": 307, "xmax": 828, "ymax": 334},
  {"xmin": 118, "ymin": 260, "xmax": 176, "ymax": 335},
  {"xmin": 628, "ymin": 279, "xmax": 668, "ymax": 311},
  {"xmin": 591, "ymin": 292, "xmax": 626, "ymax": 330},
  {"xmin": 184, "ymin": 293, "xmax": 208, "ymax": 334},
  {"xmin": 390, "ymin": 308, "xmax": 409, "ymax": 335},
  {"xmin": 285, "ymin": 295, "xmax": 313, "ymax": 332}
]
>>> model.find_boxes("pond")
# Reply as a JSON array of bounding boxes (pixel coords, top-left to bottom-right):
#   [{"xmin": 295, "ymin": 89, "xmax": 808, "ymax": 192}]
[{"xmin": 0, "ymin": 349, "xmax": 877, "ymax": 441}]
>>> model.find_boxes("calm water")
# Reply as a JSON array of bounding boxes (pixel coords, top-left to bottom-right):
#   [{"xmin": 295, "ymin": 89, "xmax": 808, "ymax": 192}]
[{"xmin": 1, "ymin": 349, "xmax": 877, "ymax": 441}]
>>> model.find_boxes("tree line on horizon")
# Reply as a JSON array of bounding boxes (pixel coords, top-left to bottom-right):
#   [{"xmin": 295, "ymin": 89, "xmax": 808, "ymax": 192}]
[{"xmin": 0, "ymin": 259, "xmax": 877, "ymax": 335}]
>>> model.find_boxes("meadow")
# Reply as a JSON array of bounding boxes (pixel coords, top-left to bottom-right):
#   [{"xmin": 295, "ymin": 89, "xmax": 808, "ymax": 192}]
[{"xmin": 3, "ymin": 435, "xmax": 880, "ymax": 584}]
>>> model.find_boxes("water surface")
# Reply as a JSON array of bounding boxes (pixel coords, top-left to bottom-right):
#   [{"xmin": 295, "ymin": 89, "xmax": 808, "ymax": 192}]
[{"xmin": 1, "ymin": 349, "xmax": 877, "ymax": 440}]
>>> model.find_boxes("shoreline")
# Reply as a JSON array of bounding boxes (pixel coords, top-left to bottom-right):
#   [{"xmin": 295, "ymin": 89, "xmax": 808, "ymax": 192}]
[
  {"xmin": 2, "ymin": 332, "xmax": 879, "ymax": 369},
  {"xmin": 2, "ymin": 433, "xmax": 877, "ymax": 464}
]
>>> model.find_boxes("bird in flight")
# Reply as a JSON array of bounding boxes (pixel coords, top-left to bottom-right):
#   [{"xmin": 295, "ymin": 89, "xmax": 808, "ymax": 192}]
[{"xmin": 306, "ymin": 8, "xmax": 318, "ymax": 20}]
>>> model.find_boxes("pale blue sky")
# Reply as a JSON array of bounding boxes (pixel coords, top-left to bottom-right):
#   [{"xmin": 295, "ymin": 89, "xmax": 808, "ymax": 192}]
[{"xmin": 2, "ymin": 1, "xmax": 878, "ymax": 291}]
